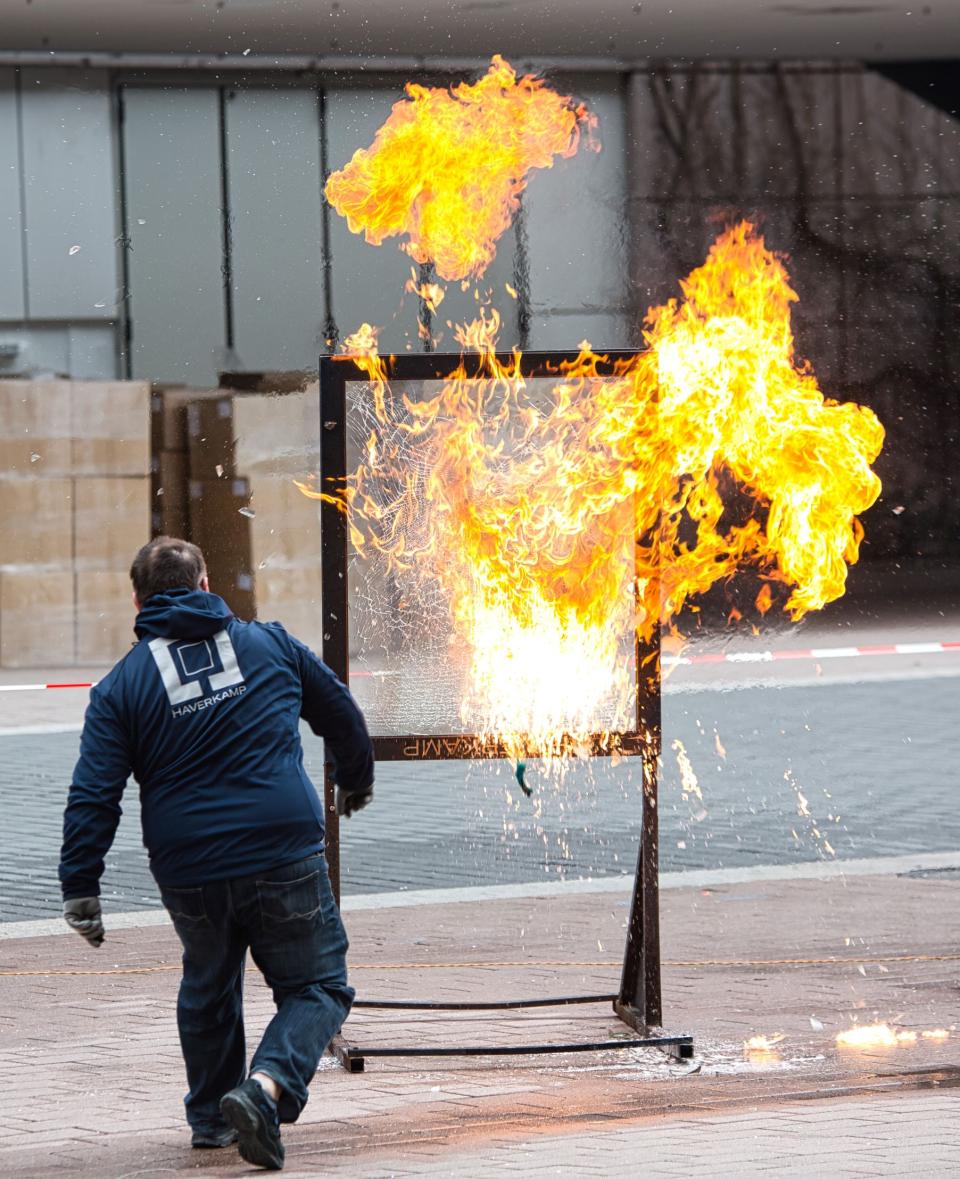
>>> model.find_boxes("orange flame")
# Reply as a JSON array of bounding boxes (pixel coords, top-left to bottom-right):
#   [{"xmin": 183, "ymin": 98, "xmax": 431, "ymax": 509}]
[
  {"xmin": 405, "ymin": 268, "xmax": 446, "ymax": 313},
  {"xmin": 649, "ymin": 222, "xmax": 883, "ymax": 621},
  {"xmin": 304, "ymin": 226, "xmax": 883, "ymax": 753},
  {"xmin": 300, "ymin": 222, "xmax": 883, "ymax": 760},
  {"xmin": 324, "ymin": 55, "xmax": 595, "ymax": 282},
  {"xmin": 835, "ymin": 1023, "xmax": 947, "ymax": 1049},
  {"xmin": 836, "ymin": 1023, "xmax": 899, "ymax": 1049},
  {"xmin": 744, "ymin": 1033, "xmax": 785, "ymax": 1063}
]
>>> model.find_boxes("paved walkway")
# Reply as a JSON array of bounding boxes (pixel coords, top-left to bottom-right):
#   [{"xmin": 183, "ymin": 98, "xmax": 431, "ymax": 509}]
[
  {"xmin": 1, "ymin": 864, "xmax": 958, "ymax": 1176},
  {"xmin": 2, "ymin": 583, "xmax": 958, "ymax": 1174},
  {"xmin": 290, "ymin": 1092, "xmax": 960, "ymax": 1176},
  {"xmin": 5, "ymin": 614, "xmax": 960, "ymax": 920}
]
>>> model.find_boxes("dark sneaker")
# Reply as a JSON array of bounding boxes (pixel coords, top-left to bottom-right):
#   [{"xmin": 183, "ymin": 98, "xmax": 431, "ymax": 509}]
[
  {"xmin": 220, "ymin": 1079, "xmax": 285, "ymax": 1171},
  {"xmin": 191, "ymin": 1127, "xmax": 238, "ymax": 1149}
]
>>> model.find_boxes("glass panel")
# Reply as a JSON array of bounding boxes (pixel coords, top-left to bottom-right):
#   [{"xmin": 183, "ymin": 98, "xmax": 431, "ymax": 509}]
[{"xmin": 343, "ymin": 372, "xmax": 638, "ymax": 739}]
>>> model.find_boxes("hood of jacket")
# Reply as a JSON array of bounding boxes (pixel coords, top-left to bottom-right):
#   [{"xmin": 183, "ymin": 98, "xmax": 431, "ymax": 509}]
[{"xmin": 134, "ymin": 588, "xmax": 233, "ymax": 641}]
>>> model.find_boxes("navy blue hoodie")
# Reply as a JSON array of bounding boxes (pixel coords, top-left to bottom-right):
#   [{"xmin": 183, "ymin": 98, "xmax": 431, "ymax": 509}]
[{"xmin": 59, "ymin": 589, "xmax": 373, "ymax": 897}]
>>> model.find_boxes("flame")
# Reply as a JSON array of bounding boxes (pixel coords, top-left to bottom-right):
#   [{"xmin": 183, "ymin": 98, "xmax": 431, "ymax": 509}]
[
  {"xmin": 744, "ymin": 1033, "xmax": 785, "ymax": 1063},
  {"xmin": 836, "ymin": 1024, "xmax": 899, "ymax": 1049},
  {"xmin": 649, "ymin": 222, "xmax": 883, "ymax": 621},
  {"xmin": 405, "ymin": 268, "xmax": 446, "ymax": 313},
  {"xmin": 324, "ymin": 55, "xmax": 595, "ymax": 282},
  {"xmin": 672, "ymin": 738, "xmax": 703, "ymax": 803},
  {"xmin": 302, "ymin": 221, "xmax": 882, "ymax": 761},
  {"xmin": 745, "ymin": 1034, "xmax": 785, "ymax": 1049},
  {"xmin": 745, "ymin": 1037, "xmax": 787, "ymax": 1065},
  {"xmin": 835, "ymin": 1023, "xmax": 947, "ymax": 1049}
]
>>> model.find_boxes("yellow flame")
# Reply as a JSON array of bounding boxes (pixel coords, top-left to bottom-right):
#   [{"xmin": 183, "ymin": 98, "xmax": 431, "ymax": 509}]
[
  {"xmin": 305, "ymin": 223, "xmax": 882, "ymax": 759},
  {"xmin": 744, "ymin": 1033, "xmax": 785, "ymax": 1053},
  {"xmin": 672, "ymin": 738, "xmax": 703, "ymax": 803},
  {"xmin": 405, "ymin": 269, "xmax": 446, "ymax": 313},
  {"xmin": 833, "ymin": 1023, "xmax": 945, "ymax": 1049},
  {"xmin": 743, "ymin": 1033, "xmax": 785, "ymax": 1065},
  {"xmin": 648, "ymin": 222, "xmax": 883, "ymax": 621},
  {"xmin": 836, "ymin": 1024, "xmax": 950, "ymax": 1049},
  {"xmin": 324, "ymin": 55, "xmax": 595, "ymax": 282},
  {"xmin": 836, "ymin": 1024, "xmax": 899, "ymax": 1049}
]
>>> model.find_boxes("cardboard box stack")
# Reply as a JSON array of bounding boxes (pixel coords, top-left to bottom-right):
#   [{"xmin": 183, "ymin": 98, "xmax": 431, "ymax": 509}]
[
  {"xmin": 0, "ymin": 380, "xmax": 151, "ymax": 668},
  {"xmin": 150, "ymin": 386, "xmax": 235, "ymax": 541},
  {"xmin": 234, "ymin": 389, "xmax": 323, "ymax": 646},
  {"xmin": 181, "ymin": 386, "xmax": 323, "ymax": 647}
]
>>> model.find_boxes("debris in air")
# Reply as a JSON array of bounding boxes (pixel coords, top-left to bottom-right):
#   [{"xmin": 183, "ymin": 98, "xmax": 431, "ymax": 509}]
[
  {"xmin": 514, "ymin": 760, "xmax": 533, "ymax": 796},
  {"xmin": 68, "ymin": 245, "xmax": 81, "ymax": 256},
  {"xmin": 239, "ymin": 506, "xmax": 256, "ymax": 518}
]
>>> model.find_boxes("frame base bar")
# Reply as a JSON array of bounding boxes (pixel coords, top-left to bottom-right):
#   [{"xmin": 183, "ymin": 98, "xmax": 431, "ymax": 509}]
[
  {"xmin": 339, "ymin": 1035, "xmax": 694, "ymax": 1061},
  {"xmin": 353, "ymin": 993, "xmax": 618, "ymax": 1011}
]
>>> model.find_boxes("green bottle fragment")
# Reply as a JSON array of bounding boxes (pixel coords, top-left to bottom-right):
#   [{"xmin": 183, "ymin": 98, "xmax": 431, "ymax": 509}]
[{"xmin": 515, "ymin": 760, "xmax": 532, "ymax": 796}]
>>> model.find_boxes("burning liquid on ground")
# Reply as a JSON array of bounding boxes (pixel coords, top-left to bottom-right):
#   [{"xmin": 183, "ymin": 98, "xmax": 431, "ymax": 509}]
[{"xmin": 836, "ymin": 1023, "xmax": 951, "ymax": 1050}]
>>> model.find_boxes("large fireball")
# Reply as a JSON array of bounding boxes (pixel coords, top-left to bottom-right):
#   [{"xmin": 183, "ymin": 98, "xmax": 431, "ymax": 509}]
[{"xmin": 325, "ymin": 55, "xmax": 594, "ymax": 282}]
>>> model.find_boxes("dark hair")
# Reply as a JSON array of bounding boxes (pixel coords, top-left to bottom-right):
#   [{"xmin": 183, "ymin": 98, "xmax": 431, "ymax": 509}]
[{"xmin": 130, "ymin": 536, "xmax": 207, "ymax": 604}]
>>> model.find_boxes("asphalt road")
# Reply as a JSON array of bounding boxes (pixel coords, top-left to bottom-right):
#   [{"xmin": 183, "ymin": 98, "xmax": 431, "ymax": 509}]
[{"xmin": 2, "ymin": 661, "xmax": 959, "ymax": 921}]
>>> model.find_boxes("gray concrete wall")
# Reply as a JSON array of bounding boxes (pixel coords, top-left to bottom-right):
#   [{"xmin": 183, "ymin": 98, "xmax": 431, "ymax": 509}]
[{"xmin": 0, "ymin": 63, "xmax": 957, "ymax": 560}]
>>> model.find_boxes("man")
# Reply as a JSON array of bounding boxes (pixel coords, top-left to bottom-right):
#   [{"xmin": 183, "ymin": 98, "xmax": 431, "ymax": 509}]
[{"xmin": 59, "ymin": 536, "xmax": 374, "ymax": 1171}]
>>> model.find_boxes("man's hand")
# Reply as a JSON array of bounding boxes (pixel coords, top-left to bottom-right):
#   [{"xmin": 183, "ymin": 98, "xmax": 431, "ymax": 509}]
[
  {"xmin": 336, "ymin": 785, "xmax": 373, "ymax": 818},
  {"xmin": 63, "ymin": 897, "xmax": 104, "ymax": 947}
]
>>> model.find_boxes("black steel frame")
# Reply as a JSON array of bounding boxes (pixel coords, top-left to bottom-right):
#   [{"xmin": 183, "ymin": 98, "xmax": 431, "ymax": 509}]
[{"xmin": 318, "ymin": 349, "xmax": 693, "ymax": 1070}]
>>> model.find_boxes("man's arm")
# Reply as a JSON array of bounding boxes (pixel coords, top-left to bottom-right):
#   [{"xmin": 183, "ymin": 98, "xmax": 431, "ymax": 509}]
[
  {"xmin": 292, "ymin": 637, "xmax": 374, "ymax": 804},
  {"xmin": 59, "ymin": 686, "xmax": 132, "ymax": 905}
]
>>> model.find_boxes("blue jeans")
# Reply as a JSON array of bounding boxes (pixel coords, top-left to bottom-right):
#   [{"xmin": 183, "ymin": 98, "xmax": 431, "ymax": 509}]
[{"xmin": 159, "ymin": 853, "xmax": 354, "ymax": 1134}]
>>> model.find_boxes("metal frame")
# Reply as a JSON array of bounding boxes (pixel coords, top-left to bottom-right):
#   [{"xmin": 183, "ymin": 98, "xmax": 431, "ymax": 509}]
[{"xmin": 319, "ymin": 350, "xmax": 693, "ymax": 1069}]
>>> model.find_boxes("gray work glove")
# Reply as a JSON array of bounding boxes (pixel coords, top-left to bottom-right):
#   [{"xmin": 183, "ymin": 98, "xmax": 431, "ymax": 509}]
[
  {"xmin": 63, "ymin": 897, "xmax": 104, "ymax": 947},
  {"xmin": 336, "ymin": 785, "xmax": 373, "ymax": 818}
]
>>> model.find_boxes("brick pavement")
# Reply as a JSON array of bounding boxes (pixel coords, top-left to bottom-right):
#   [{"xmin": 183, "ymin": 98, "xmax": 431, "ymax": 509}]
[
  {"xmin": 1, "ymin": 867, "xmax": 958, "ymax": 1176},
  {"xmin": 5, "ymin": 666, "xmax": 960, "ymax": 920},
  {"xmin": 280, "ymin": 1091, "xmax": 960, "ymax": 1176}
]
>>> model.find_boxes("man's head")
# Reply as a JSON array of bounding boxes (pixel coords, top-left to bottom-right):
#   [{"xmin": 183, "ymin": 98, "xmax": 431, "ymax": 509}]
[{"xmin": 130, "ymin": 537, "xmax": 209, "ymax": 609}]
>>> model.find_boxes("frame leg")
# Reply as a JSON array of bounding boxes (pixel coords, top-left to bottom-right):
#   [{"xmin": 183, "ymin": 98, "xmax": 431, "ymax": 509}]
[
  {"xmin": 329, "ymin": 1032, "xmax": 365, "ymax": 1072},
  {"xmin": 616, "ymin": 624, "xmax": 662, "ymax": 1027},
  {"xmin": 324, "ymin": 762, "xmax": 341, "ymax": 906}
]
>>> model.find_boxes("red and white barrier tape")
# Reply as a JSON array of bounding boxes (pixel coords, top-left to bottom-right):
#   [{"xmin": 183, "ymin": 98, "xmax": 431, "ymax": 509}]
[
  {"xmin": 662, "ymin": 641, "xmax": 960, "ymax": 667},
  {"xmin": 1, "ymin": 641, "xmax": 958, "ymax": 692}
]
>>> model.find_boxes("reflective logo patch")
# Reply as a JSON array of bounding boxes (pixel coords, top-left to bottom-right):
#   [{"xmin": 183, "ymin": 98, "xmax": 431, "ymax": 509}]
[{"xmin": 149, "ymin": 629, "xmax": 245, "ymax": 710}]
